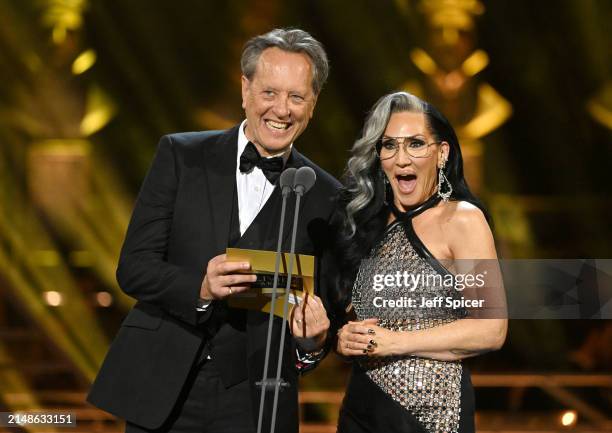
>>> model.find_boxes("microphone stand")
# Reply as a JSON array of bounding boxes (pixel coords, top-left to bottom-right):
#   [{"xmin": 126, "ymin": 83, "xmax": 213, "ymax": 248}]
[
  {"xmin": 256, "ymin": 168, "xmax": 295, "ymax": 433},
  {"xmin": 256, "ymin": 167, "xmax": 316, "ymax": 433},
  {"xmin": 269, "ymin": 167, "xmax": 315, "ymax": 433},
  {"xmin": 268, "ymin": 191, "xmax": 301, "ymax": 433}
]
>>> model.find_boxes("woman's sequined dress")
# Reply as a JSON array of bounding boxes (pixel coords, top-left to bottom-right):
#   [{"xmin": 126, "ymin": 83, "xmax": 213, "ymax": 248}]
[{"xmin": 351, "ymin": 213, "xmax": 472, "ymax": 433}]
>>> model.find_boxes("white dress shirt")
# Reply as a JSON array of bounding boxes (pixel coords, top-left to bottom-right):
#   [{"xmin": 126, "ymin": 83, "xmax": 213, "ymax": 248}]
[{"xmin": 236, "ymin": 119, "xmax": 290, "ymax": 235}]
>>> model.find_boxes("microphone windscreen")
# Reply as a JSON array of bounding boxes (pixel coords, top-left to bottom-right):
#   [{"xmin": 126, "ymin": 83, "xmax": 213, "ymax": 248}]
[
  {"xmin": 293, "ymin": 166, "xmax": 316, "ymax": 195},
  {"xmin": 280, "ymin": 168, "xmax": 297, "ymax": 195}
]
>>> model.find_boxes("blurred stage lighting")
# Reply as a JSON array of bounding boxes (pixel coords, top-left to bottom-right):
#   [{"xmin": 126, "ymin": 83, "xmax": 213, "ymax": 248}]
[
  {"xmin": 43, "ymin": 291, "xmax": 63, "ymax": 306},
  {"xmin": 560, "ymin": 410, "xmax": 577, "ymax": 427},
  {"xmin": 96, "ymin": 291, "xmax": 113, "ymax": 307}
]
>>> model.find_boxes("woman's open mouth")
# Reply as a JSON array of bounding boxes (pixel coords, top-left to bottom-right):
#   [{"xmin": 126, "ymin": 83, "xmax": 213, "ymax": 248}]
[{"xmin": 396, "ymin": 174, "xmax": 417, "ymax": 194}]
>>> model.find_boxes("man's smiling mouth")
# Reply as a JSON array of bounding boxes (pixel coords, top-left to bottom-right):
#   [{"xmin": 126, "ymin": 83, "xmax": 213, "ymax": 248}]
[{"xmin": 265, "ymin": 120, "xmax": 291, "ymax": 130}]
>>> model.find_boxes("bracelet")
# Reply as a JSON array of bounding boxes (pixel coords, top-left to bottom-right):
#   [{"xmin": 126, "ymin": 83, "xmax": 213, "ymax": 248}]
[{"xmin": 296, "ymin": 346, "xmax": 326, "ymax": 364}]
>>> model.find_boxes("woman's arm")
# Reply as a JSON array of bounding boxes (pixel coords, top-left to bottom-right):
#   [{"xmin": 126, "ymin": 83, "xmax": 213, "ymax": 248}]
[
  {"xmin": 339, "ymin": 202, "xmax": 507, "ymax": 361},
  {"xmin": 366, "ymin": 317, "xmax": 506, "ymax": 361}
]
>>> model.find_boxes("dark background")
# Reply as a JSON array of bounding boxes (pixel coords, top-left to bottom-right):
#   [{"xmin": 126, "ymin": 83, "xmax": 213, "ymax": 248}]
[{"xmin": 0, "ymin": 0, "xmax": 610, "ymax": 430}]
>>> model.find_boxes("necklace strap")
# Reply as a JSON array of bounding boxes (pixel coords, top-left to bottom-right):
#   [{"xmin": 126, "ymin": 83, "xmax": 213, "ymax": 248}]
[{"xmin": 389, "ymin": 194, "xmax": 441, "ymax": 221}]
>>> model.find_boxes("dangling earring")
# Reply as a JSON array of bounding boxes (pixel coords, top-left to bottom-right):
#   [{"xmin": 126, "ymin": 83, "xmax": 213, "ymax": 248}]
[
  {"xmin": 437, "ymin": 161, "xmax": 452, "ymax": 202},
  {"xmin": 380, "ymin": 169, "xmax": 391, "ymax": 205},
  {"xmin": 384, "ymin": 176, "xmax": 391, "ymax": 204}
]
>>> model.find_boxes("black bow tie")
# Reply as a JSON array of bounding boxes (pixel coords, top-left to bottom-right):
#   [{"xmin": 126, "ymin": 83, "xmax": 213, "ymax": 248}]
[{"xmin": 239, "ymin": 142, "xmax": 284, "ymax": 184}]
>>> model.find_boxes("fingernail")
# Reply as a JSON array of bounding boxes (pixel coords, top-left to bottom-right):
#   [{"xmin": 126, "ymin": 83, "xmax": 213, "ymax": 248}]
[
  {"xmin": 243, "ymin": 262, "xmax": 250, "ymax": 269},
  {"xmin": 368, "ymin": 329, "xmax": 375, "ymax": 335},
  {"xmin": 370, "ymin": 340, "xmax": 377, "ymax": 346}
]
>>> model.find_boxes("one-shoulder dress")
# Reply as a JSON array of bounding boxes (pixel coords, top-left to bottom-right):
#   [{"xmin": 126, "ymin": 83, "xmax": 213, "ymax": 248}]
[{"xmin": 338, "ymin": 197, "xmax": 475, "ymax": 433}]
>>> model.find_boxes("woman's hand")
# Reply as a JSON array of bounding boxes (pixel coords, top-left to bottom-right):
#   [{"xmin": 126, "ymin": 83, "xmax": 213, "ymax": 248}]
[
  {"xmin": 364, "ymin": 325, "xmax": 399, "ymax": 357},
  {"xmin": 337, "ymin": 320, "xmax": 402, "ymax": 357},
  {"xmin": 336, "ymin": 318, "xmax": 379, "ymax": 357}
]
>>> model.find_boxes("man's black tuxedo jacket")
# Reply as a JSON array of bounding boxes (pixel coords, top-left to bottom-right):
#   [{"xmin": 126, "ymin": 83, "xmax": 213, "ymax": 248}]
[{"xmin": 87, "ymin": 125, "xmax": 341, "ymax": 432}]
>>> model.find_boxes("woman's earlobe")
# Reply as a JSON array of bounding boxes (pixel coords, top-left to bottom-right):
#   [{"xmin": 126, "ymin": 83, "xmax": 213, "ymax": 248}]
[{"xmin": 438, "ymin": 153, "xmax": 446, "ymax": 169}]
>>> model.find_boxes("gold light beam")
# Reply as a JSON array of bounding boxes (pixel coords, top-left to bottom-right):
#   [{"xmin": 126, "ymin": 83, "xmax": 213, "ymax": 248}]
[
  {"xmin": 71, "ymin": 49, "xmax": 97, "ymax": 75},
  {"xmin": 587, "ymin": 81, "xmax": 612, "ymax": 130},
  {"xmin": 80, "ymin": 84, "xmax": 117, "ymax": 137},
  {"xmin": 0, "ymin": 242, "xmax": 98, "ymax": 382},
  {"xmin": 40, "ymin": 0, "xmax": 88, "ymax": 45},
  {"xmin": 0, "ymin": 344, "xmax": 61, "ymax": 433},
  {"xmin": 460, "ymin": 83, "xmax": 513, "ymax": 140}
]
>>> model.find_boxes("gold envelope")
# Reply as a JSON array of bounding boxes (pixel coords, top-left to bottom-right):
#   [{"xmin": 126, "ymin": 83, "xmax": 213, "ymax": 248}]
[{"xmin": 226, "ymin": 248, "xmax": 315, "ymax": 318}]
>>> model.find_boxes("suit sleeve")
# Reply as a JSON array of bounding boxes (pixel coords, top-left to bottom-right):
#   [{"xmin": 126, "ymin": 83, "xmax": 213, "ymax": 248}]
[
  {"xmin": 319, "ymin": 190, "xmax": 347, "ymax": 332},
  {"xmin": 296, "ymin": 187, "xmax": 344, "ymax": 374},
  {"xmin": 116, "ymin": 135, "xmax": 211, "ymax": 327}
]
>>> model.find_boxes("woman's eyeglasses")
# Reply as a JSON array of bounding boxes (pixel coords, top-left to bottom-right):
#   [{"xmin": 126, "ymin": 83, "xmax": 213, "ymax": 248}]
[{"xmin": 375, "ymin": 136, "xmax": 441, "ymax": 160}]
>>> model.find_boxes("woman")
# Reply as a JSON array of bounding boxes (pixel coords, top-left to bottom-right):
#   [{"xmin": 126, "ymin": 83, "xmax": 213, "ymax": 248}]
[{"xmin": 334, "ymin": 91, "xmax": 507, "ymax": 433}]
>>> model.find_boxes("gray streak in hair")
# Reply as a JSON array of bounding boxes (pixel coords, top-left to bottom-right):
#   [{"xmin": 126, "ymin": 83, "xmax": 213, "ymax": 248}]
[{"xmin": 344, "ymin": 92, "xmax": 426, "ymax": 236}]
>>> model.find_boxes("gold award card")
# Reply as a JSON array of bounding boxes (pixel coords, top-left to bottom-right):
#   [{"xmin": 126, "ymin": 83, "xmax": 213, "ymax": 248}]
[{"xmin": 226, "ymin": 248, "xmax": 315, "ymax": 318}]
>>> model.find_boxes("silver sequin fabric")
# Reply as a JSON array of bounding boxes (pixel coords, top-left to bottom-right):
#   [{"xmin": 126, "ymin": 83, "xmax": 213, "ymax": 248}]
[{"xmin": 353, "ymin": 222, "xmax": 465, "ymax": 433}]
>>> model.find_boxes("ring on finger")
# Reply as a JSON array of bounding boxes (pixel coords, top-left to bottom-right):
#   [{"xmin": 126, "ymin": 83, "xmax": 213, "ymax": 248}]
[{"xmin": 228, "ymin": 287, "xmax": 233, "ymax": 295}]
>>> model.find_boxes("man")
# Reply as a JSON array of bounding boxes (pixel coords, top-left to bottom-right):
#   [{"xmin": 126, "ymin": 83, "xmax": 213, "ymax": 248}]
[{"xmin": 87, "ymin": 28, "xmax": 341, "ymax": 433}]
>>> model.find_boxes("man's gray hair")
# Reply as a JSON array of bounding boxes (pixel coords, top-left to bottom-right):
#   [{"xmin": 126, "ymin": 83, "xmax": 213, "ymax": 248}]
[{"xmin": 241, "ymin": 28, "xmax": 329, "ymax": 95}]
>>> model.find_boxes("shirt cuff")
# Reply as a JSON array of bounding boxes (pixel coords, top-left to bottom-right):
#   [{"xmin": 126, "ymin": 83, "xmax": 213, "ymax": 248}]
[{"xmin": 196, "ymin": 298, "xmax": 213, "ymax": 312}]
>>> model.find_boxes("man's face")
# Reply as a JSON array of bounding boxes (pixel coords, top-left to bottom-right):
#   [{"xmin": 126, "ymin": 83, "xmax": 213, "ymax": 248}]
[{"xmin": 241, "ymin": 47, "xmax": 318, "ymax": 157}]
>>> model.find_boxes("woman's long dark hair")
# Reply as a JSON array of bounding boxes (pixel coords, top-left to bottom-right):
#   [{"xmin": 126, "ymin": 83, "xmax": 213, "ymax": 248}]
[{"xmin": 330, "ymin": 91, "xmax": 488, "ymax": 315}]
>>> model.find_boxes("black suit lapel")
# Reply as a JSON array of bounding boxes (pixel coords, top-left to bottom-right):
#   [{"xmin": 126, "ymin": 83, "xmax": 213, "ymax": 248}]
[
  {"xmin": 203, "ymin": 125, "xmax": 240, "ymax": 254},
  {"xmin": 236, "ymin": 183, "xmax": 281, "ymax": 251}
]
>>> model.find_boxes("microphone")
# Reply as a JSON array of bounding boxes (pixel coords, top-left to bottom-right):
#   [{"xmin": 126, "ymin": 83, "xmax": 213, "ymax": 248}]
[
  {"xmin": 268, "ymin": 166, "xmax": 317, "ymax": 433},
  {"xmin": 293, "ymin": 166, "xmax": 316, "ymax": 196},
  {"xmin": 256, "ymin": 167, "xmax": 296, "ymax": 433},
  {"xmin": 280, "ymin": 167, "xmax": 297, "ymax": 196}
]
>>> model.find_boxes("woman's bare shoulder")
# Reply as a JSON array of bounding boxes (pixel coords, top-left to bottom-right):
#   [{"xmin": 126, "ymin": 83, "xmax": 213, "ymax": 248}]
[
  {"xmin": 442, "ymin": 200, "xmax": 487, "ymax": 225},
  {"xmin": 439, "ymin": 200, "xmax": 495, "ymax": 259}
]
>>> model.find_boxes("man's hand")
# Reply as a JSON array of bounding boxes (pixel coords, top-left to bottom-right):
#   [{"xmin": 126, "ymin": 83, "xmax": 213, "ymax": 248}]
[
  {"xmin": 290, "ymin": 293, "xmax": 330, "ymax": 352},
  {"xmin": 200, "ymin": 254, "xmax": 256, "ymax": 300}
]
